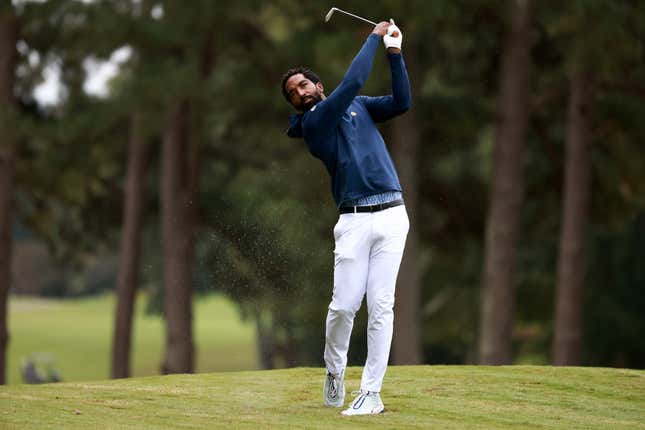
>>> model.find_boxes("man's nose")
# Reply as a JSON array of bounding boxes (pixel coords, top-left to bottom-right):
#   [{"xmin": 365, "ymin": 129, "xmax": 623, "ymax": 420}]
[{"xmin": 297, "ymin": 88, "xmax": 307, "ymax": 97}]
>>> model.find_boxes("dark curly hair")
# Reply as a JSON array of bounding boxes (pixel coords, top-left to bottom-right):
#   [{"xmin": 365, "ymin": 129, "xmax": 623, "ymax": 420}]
[{"xmin": 281, "ymin": 67, "xmax": 321, "ymax": 103}]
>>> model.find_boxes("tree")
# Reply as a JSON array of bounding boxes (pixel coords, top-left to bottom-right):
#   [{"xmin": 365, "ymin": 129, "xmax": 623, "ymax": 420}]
[
  {"xmin": 479, "ymin": 0, "xmax": 534, "ymax": 365},
  {"xmin": 109, "ymin": 0, "xmax": 163, "ymax": 379},
  {"xmin": 14, "ymin": 0, "xmax": 129, "ymax": 271},
  {"xmin": 553, "ymin": 72, "xmax": 593, "ymax": 365},
  {"xmin": 158, "ymin": 1, "xmax": 219, "ymax": 373},
  {"xmin": 550, "ymin": 0, "xmax": 644, "ymax": 365},
  {"xmin": 160, "ymin": 99, "xmax": 197, "ymax": 373},
  {"xmin": 0, "ymin": 3, "xmax": 19, "ymax": 385},
  {"xmin": 112, "ymin": 111, "xmax": 150, "ymax": 378}
]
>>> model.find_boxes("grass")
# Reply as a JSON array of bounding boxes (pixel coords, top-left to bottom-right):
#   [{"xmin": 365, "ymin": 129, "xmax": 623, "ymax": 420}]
[
  {"xmin": 0, "ymin": 366, "xmax": 643, "ymax": 429},
  {"xmin": 7, "ymin": 294, "xmax": 258, "ymax": 385}
]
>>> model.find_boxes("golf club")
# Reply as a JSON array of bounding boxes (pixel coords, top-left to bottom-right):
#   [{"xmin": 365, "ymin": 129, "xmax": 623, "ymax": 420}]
[{"xmin": 325, "ymin": 7, "xmax": 377, "ymax": 27}]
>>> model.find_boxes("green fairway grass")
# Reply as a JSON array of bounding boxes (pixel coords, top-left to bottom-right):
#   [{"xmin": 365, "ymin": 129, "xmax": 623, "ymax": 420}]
[
  {"xmin": 7, "ymin": 294, "xmax": 258, "ymax": 385},
  {"xmin": 0, "ymin": 366, "xmax": 643, "ymax": 429}
]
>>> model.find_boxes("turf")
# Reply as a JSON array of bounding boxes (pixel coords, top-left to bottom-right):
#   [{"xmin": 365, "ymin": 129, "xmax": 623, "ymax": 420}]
[
  {"xmin": 1, "ymin": 366, "xmax": 643, "ymax": 429},
  {"xmin": 7, "ymin": 294, "xmax": 258, "ymax": 385}
]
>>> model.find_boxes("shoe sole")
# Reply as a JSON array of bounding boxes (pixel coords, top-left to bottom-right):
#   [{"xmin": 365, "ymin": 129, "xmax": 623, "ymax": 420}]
[{"xmin": 341, "ymin": 405, "xmax": 384, "ymax": 416}]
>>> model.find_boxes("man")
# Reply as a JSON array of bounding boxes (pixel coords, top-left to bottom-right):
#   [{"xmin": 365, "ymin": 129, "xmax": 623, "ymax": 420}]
[{"xmin": 281, "ymin": 20, "xmax": 410, "ymax": 416}]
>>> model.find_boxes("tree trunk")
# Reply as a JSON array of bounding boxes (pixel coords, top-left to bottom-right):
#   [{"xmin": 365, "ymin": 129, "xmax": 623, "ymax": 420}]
[
  {"xmin": 553, "ymin": 72, "xmax": 594, "ymax": 366},
  {"xmin": 255, "ymin": 309, "xmax": 275, "ymax": 370},
  {"xmin": 479, "ymin": 0, "xmax": 533, "ymax": 365},
  {"xmin": 160, "ymin": 100, "xmax": 196, "ymax": 374},
  {"xmin": 391, "ymin": 42, "xmax": 422, "ymax": 364},
  {"xmin": 111, "ymin": 112, "xmax": 150, "ymax": 378},
  {"xmin": 0, "ymin": 6, "xmax": 18, "ymax": 386},
  {"xmin": 158, "ymin": 27, "xmax": 214, "ymax": 375},
  {"xmin": 0, "ymin": 152, "xmax": 15, "ymax": 387}
]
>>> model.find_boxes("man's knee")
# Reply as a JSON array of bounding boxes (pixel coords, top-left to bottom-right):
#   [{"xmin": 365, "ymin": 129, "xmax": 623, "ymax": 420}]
[
  {"xmin": 328, "ymin": 302, "xmax": 360, "ymax": 320},
  {"xmin": 367, "ymin": 298, "xmax": 394, "ymax": 324}
]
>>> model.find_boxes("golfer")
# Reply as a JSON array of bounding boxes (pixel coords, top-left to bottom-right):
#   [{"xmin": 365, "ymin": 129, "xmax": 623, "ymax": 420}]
[{"xmin": 282, "ymin": 20, "xmax": 410, "ymax": 415}]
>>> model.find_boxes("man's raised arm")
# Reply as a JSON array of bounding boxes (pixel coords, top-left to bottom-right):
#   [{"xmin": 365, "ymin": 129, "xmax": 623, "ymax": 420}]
[
  {"xmin": 359, "ymin": 22, "xmax": 411, "ymax": 123},
  {"xmin": 303, "ymin": 22, "xmax": 392, "ymax": 135}
]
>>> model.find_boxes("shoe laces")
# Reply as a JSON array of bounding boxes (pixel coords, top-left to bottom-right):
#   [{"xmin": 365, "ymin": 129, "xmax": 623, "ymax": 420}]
[
  {"xmin": 348, "ymin": 390, "xmax": 372, "ymax": 409},
  {"xmin": 327, "ymin": 373, "xmax": 338, "ymax": 398}
]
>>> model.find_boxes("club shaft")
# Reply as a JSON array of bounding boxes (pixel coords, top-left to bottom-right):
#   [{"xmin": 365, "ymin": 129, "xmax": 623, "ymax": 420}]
[{"xmin": 333, "ymin": 8, "xmax": 377, "ymax": 26}]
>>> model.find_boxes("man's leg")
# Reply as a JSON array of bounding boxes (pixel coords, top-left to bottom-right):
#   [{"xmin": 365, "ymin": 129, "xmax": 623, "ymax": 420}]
[
  {"xmin": 324, "ymin": 213, "xmax": 372, "ymax": 376},
  {"xmin": 361, "ymin": 206, "xmax": 409, "ymax": 392}
]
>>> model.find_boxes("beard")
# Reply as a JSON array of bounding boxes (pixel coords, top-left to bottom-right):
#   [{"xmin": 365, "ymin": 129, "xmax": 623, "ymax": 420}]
[{"xmin": 300, "ymin": 91, "xmax": 323, "ymax": 111}]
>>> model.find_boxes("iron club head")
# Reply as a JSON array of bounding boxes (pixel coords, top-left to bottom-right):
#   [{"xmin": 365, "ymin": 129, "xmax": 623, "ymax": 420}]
[{"xmin": 323, "ymin": 7, "xmax": 378, "ymax": 27}]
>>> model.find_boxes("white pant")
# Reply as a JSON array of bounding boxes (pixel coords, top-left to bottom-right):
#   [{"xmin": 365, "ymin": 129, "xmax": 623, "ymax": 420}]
[{"xmin": 324, "ymin": 205, "xmax": 409, "ymax": 392}]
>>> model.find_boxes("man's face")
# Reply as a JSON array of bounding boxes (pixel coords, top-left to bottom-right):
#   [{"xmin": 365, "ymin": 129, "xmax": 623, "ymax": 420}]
[{"xmin": 285, "ymin": 73, "xmax": 324, "ymax": 112}]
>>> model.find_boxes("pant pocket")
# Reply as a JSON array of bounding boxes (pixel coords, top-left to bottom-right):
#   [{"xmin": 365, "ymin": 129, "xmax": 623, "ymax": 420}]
[{"xmin": 333, "ymin": 215, "xmax": 363, "ymax": 265}]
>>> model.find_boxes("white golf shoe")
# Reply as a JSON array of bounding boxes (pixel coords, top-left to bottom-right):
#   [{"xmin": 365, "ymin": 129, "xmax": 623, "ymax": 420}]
[
  {"xmin": 341, "ymin": 390, "xmax": 384, "ymax": 416},
  {"xmin": 323, "ymin": 371, "xmax": 345, "ymax": 407}
]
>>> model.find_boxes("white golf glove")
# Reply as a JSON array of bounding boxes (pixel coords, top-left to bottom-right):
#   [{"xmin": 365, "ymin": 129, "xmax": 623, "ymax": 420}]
[{"xmin": 383, "ymin": 19, "xmax": 402, "ymax": 50}]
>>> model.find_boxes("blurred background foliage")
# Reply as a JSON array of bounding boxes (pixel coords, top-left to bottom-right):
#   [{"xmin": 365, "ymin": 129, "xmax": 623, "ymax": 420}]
[{"xmin": 2, "ymin": 0, "xmax": 644, "ymax": 381}]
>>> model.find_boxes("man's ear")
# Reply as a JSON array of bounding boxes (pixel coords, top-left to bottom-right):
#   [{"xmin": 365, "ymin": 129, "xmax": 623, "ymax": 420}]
[{"xmin": 316, "ymin": 81, "xmax": 324, "ymax": 94}]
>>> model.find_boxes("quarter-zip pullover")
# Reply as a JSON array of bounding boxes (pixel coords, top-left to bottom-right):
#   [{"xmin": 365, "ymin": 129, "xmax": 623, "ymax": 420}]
[{"xmin": 287, "ymin": 33, "xmax": 411, "ymax": 207}]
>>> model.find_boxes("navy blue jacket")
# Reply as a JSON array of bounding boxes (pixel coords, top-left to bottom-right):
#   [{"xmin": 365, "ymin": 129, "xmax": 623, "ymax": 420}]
[{"xmin": 287, "ymin": 33, "xmax": 411, "ymax": 206}]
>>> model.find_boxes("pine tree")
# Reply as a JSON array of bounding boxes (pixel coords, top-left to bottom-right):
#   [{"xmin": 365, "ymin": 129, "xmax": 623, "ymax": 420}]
[
  {"xmin": 479, "ymin": 0, "xmax": 534, "ymax": 365},
  {"xmin": 0, "ymin": 2, "xmax": 19, "ymax": 385}
]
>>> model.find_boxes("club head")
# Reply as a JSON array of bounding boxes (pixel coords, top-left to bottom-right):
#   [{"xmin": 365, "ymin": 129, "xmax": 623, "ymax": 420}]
[{"xmin": 324, "ymin": 7, "xmax": 336, "ymax": 23}]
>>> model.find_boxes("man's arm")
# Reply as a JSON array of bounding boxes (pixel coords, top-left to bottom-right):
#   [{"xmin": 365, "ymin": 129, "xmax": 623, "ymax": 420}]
[
  {"xmin": 359, "ymin": 22, "xmax": 410, "ymax": 122},
  {"xmin": 359, "ymin": 52, "xmax": 411, "ymax": 123},
  {"xmin": 302, "ymin": 23, "xmax": 391, "ymax": 137}
]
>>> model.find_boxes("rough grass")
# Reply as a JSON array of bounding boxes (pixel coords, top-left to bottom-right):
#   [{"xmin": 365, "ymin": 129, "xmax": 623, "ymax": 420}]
[
  {"xmin": 7, "ymin": 294, "xmax": 258, "ymax": 384},
  {"xmin": 1, "ymin": 366, "xmax": 643, "ymax": 429}
]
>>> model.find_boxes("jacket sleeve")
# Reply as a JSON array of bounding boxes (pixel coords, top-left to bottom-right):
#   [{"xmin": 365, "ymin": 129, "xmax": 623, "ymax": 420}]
[
  {"xmin": 358, "ymin": 52, "xmax": 411, "ymax": 123},
  {"xmin": 302, "ymin": 34, "xmax": 381, "ymax": 137}
]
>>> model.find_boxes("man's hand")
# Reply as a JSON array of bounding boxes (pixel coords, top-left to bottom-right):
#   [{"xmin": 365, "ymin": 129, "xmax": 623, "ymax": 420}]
[
  {"xmin": 384, "ymin": 19, "xmax": 402, "ymax": 54},
  {"xmin": 371, "ymin": 21, "xmax": 391, "ymax": 37}
]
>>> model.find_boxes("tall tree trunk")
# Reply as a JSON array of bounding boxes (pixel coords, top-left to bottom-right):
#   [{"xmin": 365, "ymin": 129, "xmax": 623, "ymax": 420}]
[
  {"xmin": 111, "ymin": 112, "xmax": 150, "ymax": 378},
  {"xmin": 553, "ymin": 72, "xmax": 594, "ymax": 366},
  {"xmin": 0, "ymin": 6, "xmax": 18, "ymax": 386},
  {"xmin": 158, "ymin": 27, "xmax": 214, "ymax": 375},
  {"xmin": 479, "ymin": 0, "xmax": 533, "ymax": 365},
  {"xmin": 160, "ymin": 100, "xmax": 196, "ymax": 374},
  {"xmin": 391, "ymin": 41, "xmax": 422, "ymax": 365}
]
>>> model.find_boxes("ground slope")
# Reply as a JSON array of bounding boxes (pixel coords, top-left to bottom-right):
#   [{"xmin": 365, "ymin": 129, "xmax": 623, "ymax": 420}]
[{"xmin": 1, "ymin": 366, "xmax": 643, "ymax": 429}]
